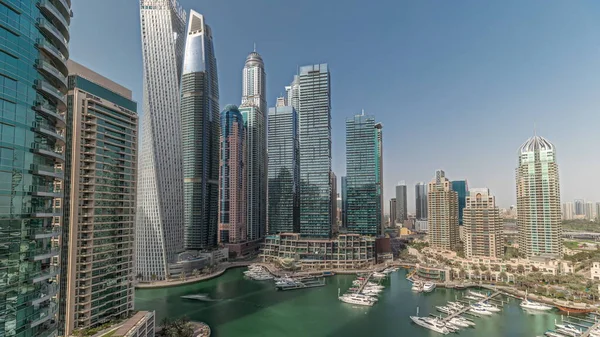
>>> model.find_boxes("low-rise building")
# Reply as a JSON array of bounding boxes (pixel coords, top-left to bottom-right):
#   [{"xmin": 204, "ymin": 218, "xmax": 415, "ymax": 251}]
[
  {"xmin": 112, "ymin": 311, "xmax": 155, "ymax": 337},
  {"xmin": 591, "ymin": 262, "xmax": 600, "ymax": 281},
  {"xmin": 260, "ymin": 233, "xmax": 375, "ymax": 270}
]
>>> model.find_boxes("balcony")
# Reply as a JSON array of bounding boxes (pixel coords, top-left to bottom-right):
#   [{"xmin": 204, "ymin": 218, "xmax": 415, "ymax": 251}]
[
  {"xmin": 31, "ymin": 164, "xmax": 64, "ymax": 179},
  {"xmin": 34, "ymin": 121, "xmax": 66, "ymax": 144},
  {"xmin": 34, "ymin": 248, "xmax": 60, "ymax": 261},
  {"xmin": 38, "ymin": 0, "xmax": 70, "ymax": 39},
  {"xmin": 32, "ymin": 282, "xmax": 59, "ymax": 306},
  {"xmin": 51, "ymin": 0, "xmax": 71, "ymax": 21},
  {"xmin": 30, "ymin": 302, "xmax": 57, "ymax": 328},
  {"xmin": 32, "ymin": 144, "xmax": 65, "ymax": 162},
  {"xmin": 29, "ymin": 227, "xmax": 62, "ymax": 239},
  {"xmin": 35, "ymin": 59, "xmax": 67, "ymax": 93},
  {"xmin": 36, "ymin": 18, "xmax": 68, "ymax": 57},
  {"xmin": 32, "ymin": 266, "xmax": 59, "ymax": 283},
  {"xmin": 35, "ymin": 39, "xmax": 67, "ymax": 75},
  {"xmin": 30, "ymin": 185, "xmax": 62, "ymax": 198},
  {"xmin": 35, "ymin": 80, "xmax": 66, "ymax": 110},
  {"xmin": 32, "ymin": 207, "xmax": 62, "ymax": 218},
  {"xmin": 34, "ymin": 101, "xmax": 66, "ymax": 127}
]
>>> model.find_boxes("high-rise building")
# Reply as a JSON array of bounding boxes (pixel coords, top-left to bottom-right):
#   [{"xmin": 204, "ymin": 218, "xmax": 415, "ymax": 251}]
[
  {"xmin": 267, "ymin": 104, "xmax": 299, "ymax": 234},
  {"xmin": 375, "ymin": 123, "xmax": 384, "ymax": 234},
  {"xmin": 345, "ymin": 113, "xmax": 382, "ymax": 236},
  {"xmin": 516, "ymin": 135, "xmax": 562, "ymax": 258},
  {"xmin": 463, "ymin": 188, "xmax": 503, "ymax": 259},
  {"xmin": 585, "ymin": 202, "xmax": 595, "ymax": 221},
  {"xmin": 390, "ymin": 198, "xmax": 397, "ymax": 225},
  {"xmin": 240, "ymin": 51, "xmax": 267, "ymax": 241},
  {"xmin": 61, "ymin": 61, "xmax": 137, "ymax": 335},
  {"xmin": 415, "ymin": 182, "xmax": 428, "ymax": 220},
  {"xmin": 0, "ymin": 1, "xmax": 71, "ymax": 335},
  {"xmin": 562, "ymin": 202, "xmax": 574, "ymax": 220},
  {"xmin": 285, "ymin": 75, "xmax": 299, "ymax": 111},
  {"xmin": 136, "ymin": 0, "xmax": 187, "ymax": 281},
  {"xmin": 341, "ymin": 176, "xmax": 348, "ymax": 228},
  {"xmin": 427, "ymin": 170, "xmax": 459, "ymax": 251},
  {"xmin": 181, "ymin": 11, "xmax": 220, "ymax": 251},
  {"xmin": 298, "ymin": 64, "xmax": 332, "ymax": 238},
  {"xmin": 451, "ymin": 180, "xmax": 468, "ymax": 226},
  {"xmin": 331, "ymin": 171, "xmax": 338, "ymax": 234},
  {"xmin": 574, "ymin": 199, "xmax": 585, "ymax": 215},
  {"xmin": 218, "ymin": 105, "xmax": 246, "ymax": 244},
  {"xmin": 396, "ymin": 182, "xmax": 408, "ymax": 222},
  {"xmin": 596, "ymin": 202, "xmax": 600, "ymax": 222}
]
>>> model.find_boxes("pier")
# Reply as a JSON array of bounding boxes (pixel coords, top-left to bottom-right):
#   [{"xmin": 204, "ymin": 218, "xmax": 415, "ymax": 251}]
[
  {"xmin": 441, "ymin": 291, "xmax": 502, "ymax": 323},
  {"xmin": 580, "ymin": 319, "xmax": 600, "ymax": 337},
  {"xmin": 356, "ymin": 272, "xmax": 374, "ymax": 293}
]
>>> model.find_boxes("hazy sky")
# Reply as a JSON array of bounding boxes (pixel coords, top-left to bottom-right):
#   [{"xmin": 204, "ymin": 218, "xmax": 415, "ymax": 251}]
[{"xmin": 70, "ymin": 0, "xmax": 600, "ymax": 211}]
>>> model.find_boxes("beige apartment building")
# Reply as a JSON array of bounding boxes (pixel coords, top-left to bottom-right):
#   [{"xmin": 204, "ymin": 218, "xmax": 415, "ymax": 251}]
[
  {"xmin": 427, "ymin": 170, "xmax": 459, "ymax": 251},
  {"xmin": 60, "ymin": 61, "xmax": 137, "ymax": 334},
  {"xmin": 463, "ymin": 188, "xmax": 504, "ymax": 258}
]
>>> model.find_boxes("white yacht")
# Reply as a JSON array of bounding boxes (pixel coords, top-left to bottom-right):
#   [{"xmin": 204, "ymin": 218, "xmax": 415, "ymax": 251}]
[
  {"xmin": 447, "ymin": 301, "xmax": 464, "ymax": 309},
  {"xmin": 436, "ymin": 306, "xmax": 454, "ymax": 314},
  {"xmin": 449, "ymin": 317, "xmax": 471, "ymax": 328},
  {"xmin": 464, "ymin": 295, "xmax": 480, "ymax": 301},
  {"xmin": 423, "ymin": 282, "xmax": 436, "ymax": 293},
  {"xmin": 339, "ymin": 294, "xmax": 375, "ymax": 306},
  {"xmin": 410, "ymin": 316, "xmax": 450, "ymax": 335},
  {"xmin": 520, "ymin": 291, "xmax": 553, "ymax": 311},
  {"xmin": 479, "ymin": 301, "xmax": 501, "ymax": 312},
  {"xmin": 367, "ymin": 282, "xmax": 384, "ymax": 289},
  {"xmin": 469, "ymin": 305, "xmax": 493, "ymax": 316},
  {"xmin": 411, "ymin": 282, "xmax": 423, "ymax": 292},
  {"xmin": 468, "ymin": 290, "xmax": 487, "ymax": 298}
]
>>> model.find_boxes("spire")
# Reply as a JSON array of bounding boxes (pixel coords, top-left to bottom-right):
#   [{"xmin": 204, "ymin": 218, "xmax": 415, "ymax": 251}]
[
  {"xmin": 361, "ymin": 109, "xmax": 365, "ymax": 116},
  {"xmin": 534, "ymin": 121, "xmax": 537, "ymax": 137},
  {"xmin": 253, "ymin": 42, "xmax": 256, "ymax": 52}
]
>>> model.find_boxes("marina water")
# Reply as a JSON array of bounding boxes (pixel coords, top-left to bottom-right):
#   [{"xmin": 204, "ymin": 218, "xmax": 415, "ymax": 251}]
[{"xmin": 136, "ymin": 268, "xmax": 565, "ymax": 337}]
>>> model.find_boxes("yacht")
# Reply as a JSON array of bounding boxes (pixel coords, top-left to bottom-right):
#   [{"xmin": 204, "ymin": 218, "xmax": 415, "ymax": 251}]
[
  {"xmin": 468, "ymin": 290, "xmax": 487, "ymax": 298},
  {"xmin": 423, "ymin": 282, "xmax": 436, "ymax": 293},
  {"xmin": 410, "ymin": 316, "xmax": 450, "ymax": 335},
  {"xmin": 449, "ymin": 317, "xmax": 471, "ymax": 328},
  {"xmin": 372, "ymin": 272, "xmax": 387, "ymax": 278},
  {"xmin": 447, "ymin": 301, "xmax": 464, "ymax": 309},
  {"xmin": 469, "ymin": 305, "xmax": 493, "ymax": 316},
  {"xmin": 479, "ymin": 302, "xmax": 501, "ymax": 312},
  {"xmin": 411, "ymin": 282, "xmax": 423, "ymax": 292},
  {"xmin": 367, "ymin": 282, "xmax": 384, "ymax": 289},
  {"xmin": 464, "ymin": 295, "xmax": 480, "ymax": 301},
  {"xmin": 555, "ymin": 329, "xmax": 579, "ymax": 337},
  {"xmin": 520, "ymin": 291, "xmax": 553, "ymax": 311},
  {"xmin": 181, "ymin": 294, "xmax": 210, "ymax": 301},
  {"xmin": 339, "ymin": 294, "xmax": 375, "ymax": 306},
  {"xmin": 436, "ymin": 306, "xmax": 454, "ymax": 314}
]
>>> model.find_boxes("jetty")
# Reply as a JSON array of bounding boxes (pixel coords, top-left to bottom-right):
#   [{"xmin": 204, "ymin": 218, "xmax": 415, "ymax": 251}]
[
  {"xmin": 442, "ymin": 291, "xmax": 502, "ymax": 323},
  {"xmin": 580, "ymin": 318, "xmax": 600, "ymax": 337},
  {"xmin": 356, "ymin": 272, "xmax": 374, "ymax": 293}
]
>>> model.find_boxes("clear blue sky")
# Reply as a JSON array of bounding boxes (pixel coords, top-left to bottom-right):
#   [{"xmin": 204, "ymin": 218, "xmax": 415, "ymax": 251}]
[{"xmin": 71, "ymin": 0, "xmax": 600, "ymax": 211}]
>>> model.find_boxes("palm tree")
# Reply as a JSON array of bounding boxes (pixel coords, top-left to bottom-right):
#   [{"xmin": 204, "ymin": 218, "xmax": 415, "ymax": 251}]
[
  {"xmin": 473, "ymin": 269, "xmax": 481, "ymax": 280},
  {"xmin": 498, "ymin": 271, "xmax": 508, "ymax": 282},
  {"xmin": 484, "ymin": 271, "xmax": 492, "ymax": 281},
  {"xmin": 459, "ymin": 268, "xmax": 466, "ymax": 280}
]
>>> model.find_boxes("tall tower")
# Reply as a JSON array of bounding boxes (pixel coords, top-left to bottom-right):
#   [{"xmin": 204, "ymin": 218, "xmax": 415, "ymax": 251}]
[
  {"xmin": 181, "ymin": 11, "xmax": 220, "ymax": 251},
  {"xmin": 463, "ymin": 188, "xmax": 503, "ymax": 258},
  {"xmin": 415, "ymin": 182, "xmax": 428, "ymax": 220},
  {"xmin": 345, "ymin": 113, "xmax": 382, "ymax": 236},
  {"xmin": 451, "ymin": 180, "xmax": 469, "ymax": 226},
  {"xmin": 62, "ymin": 61, "xmax": 138, "ymax": 335},
  {"xmin": 298, "ymin": 64, "xmax": 332, "ymax": 238},
  {"xmin": 136, "ymin": 0, "xmax": 187, "ymax": 281},
  {"xmin": 390, "ymin": 198, "xmax": 398, "ymax": 225},
  {"xmin": 218, "ymin": 105, "xmax": 246, "ymax": 244},
  {"xmin": 396, "ymin": 182, "xmax": 408, "ymax": 223},
  {"xmin": 0, "ymin": 1, "xmax": 71, "ymax": 335},
  {"xmin": 427, "ymin": 170, "xmax": 459, "ymax": 251},
  {"xmin": 267, "ymin": 104, "xmax": 299, "ymax": 234},
  {"xmin": 516, "ymin": 135, "xmax": 562, "ymax": 258},
  {"xmin": 240, "ymin": 51, "xmax": 267, "ymax": 241}
]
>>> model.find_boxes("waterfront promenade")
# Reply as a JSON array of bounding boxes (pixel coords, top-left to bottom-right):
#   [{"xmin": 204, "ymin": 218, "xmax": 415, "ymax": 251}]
[{"xmin": 136, "ymin": 261, "xmax": 253, "ymax": 289}]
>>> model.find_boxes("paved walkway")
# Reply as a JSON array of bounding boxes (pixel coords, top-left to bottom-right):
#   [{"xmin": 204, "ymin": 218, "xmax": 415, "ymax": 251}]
[{"xmin": 135, "ymin": 261, "xmax": 253, "ymax": 289}]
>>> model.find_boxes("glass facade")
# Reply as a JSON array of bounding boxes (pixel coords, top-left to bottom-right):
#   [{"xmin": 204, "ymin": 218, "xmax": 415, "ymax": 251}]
[
  {"xmin": 415, "ymin": 182, "xmax": 427, "ymax": 220},
  {"xmin": 395, "ymin": 183, "xmax": 407, "ymax": 222},
  {"xmin": 345, "ymin": 114, "xmax": 382, "ymax": 236},
  {"xmin": 341, "ymin": 176, "xmax": 347, "ymax": 229},
  {"xmin": 267, "ymin": 105, "xmax": 298, "ymax": 234},
  {"xmin": 298, "ymin": 64, "xmax": 331, "ymax": 238},
  {"xmin": 181, "ymin": 11, "xmax": 220, "ymax": 251},
  {"xmin": 451, "ymin": 180, "xmax": 468, "ymax": 225},
  {"xmin": 218, "ymin": 105, "xmax": 246, "ymax": 244},
  {"xmin": 61, "ymin": 67, "xmax": 137, "ymax": 335},
  {"xmin": 0, "ymin": 0, "xmax": 71, "ymax": 336}
]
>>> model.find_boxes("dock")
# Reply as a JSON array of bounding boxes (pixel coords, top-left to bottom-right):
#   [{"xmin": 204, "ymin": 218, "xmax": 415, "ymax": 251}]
[
  {"xmin": 356, "ymin": 273, "xmax": 374, "ymax": 293},
  {"xmin": 580, "ymin": 319, "xmax": 600, "ymax": 337},
  {"xmin": 276, "ymin": 277, "xmax": 326, "ymax": 291},
  {"xmin": 442, "ymin": 291, "xmax": 502, "ymax": 323}
]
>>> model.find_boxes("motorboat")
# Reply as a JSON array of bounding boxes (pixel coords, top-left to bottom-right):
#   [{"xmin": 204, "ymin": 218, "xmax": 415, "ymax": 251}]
[
  {"xmin": 478, "ymin": 301, "xmax": 501, "ymax": 312},
  {"xmin": 339, "ymin": 294, "xmax": 376, "ymax": 306},
  {"xmin": 367, "ymin": 282, "xmax": 384, "ymax": 289},
  {"xmin": 469, "ymin": 305, "xmax": 493, "ymax": 316},
  {"xmin": 458, "ymin": 316, "xmax": 476, "ymax": 326},
  {"xmin": 411, "ymin": 282, "xmax": 423, "ymax": 292},
  {"xmin": 449, "ymin": 317, "xmax": 471, "ymax": 328},
  {"xmin": 409, "ymin": 316, "xmax": 450, "ymax": 335},
  {"xmin": 555, "ymin": 329, "xmax": 579, "ymax": 337},
  {"xmin": 520, "ymin": 290, "xmax": 553, "ymax": 311},
  {"xmin": 447, "ymin": 301, "xmax": 464, "ymax": 309},
  {"xmin": 181, "ymin": 294, "xmax": 210, "ymax": 301},
  {"xmin": 423, "ymin": 282, "xmax": 436, "ymax": 293},
  {"xmin": 372, "ymin": 272, "xmax": 387, "ymax": 278},
  {"xmin": 545, "ymin": 331, "xmax": 570, "ymax": 337},
  {"xmin": 468, "ymin": 290, "xmax": 487, "ymax": 298},
  {"xmin": 435, "ymin": 306, "xmax": 454, "ymax": 314},
  {"xmin": 464, "ymin": 295, "xmax": 480, "ymax": 301}
]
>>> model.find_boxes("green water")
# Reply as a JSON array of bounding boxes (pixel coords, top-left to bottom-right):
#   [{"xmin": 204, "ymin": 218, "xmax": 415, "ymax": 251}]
[{"xmin": 135, "ymin": 268, "xmax": 567, "ymax": 337}]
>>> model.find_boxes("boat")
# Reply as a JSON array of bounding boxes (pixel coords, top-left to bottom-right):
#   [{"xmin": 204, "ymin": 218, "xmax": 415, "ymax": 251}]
[
  {"xmin": 520, "ymin": 290, "xmax": 553, "ymax": 311},
  {"xmin": 447, "ymin": 301, "xmax": 464, "ymax": 309},
  {"xmin": 468, "ymin": 290, "xmax": 487, "ymax": 298},
  {"xmin": 411, "ymin": 282, "xmax": 423, "ymax": 292},
  {"xmin": 478, "ymin": 301, "xmax": 501, "ymax": 312},
  {"xmin": 372, "ymin": 272, "xmax": 387, "ymax": 278},
  {"xmin": 435, "ymin": 306, "xmax": 454, "ymax": 314},
  {"xmin": 455, "ymin": 285, "xmax": 467, "ymax": 290},
  {"xmin": 423, "ymin": 282, "xmax": 436, "ymax": 293},
  {"xmin": 555, "ymin": 324, "xmax": 581, "ymax": 335},
  {"xmin": 367, "ymin": 282, "xmax": 384, "ymax": 289},
  {"xmin": 545, "ymin": 331, "xmax": 570, "ymax": 337},
  {"xmin": 410, "ymin": 316, "xmax": 449, "ymax": 335},
  {"xmin": 339, "ymin": 294, "xmax": 376, "ymax": 306},
  {"xmin": 555, "ymin": 305, "xmax": 596, "ymax": 314},
  {"xmin": 449, "ymin": 317, "xmax": 472, "ymax": 328},
  {"xmin": 181, "ymin": 294, "xmax": 211, "ymax": 301},
  {"xmin": 464, "ymin": 295, "xmax": 480, "ymax": 301},
  {"xmin": 469, "ymin": 305, "xmax": 493, "ymax": 316},
  {"xmin": 555, "ymin": 329, "xmax": 579, "ymax": 337}
]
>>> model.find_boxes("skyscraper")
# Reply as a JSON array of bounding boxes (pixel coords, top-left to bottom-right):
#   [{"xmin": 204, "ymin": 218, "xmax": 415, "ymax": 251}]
[
  {"xmin": 240, "ymin": 51, "xmax": 267, "ymax": 241},
  {"xmin": 396, "ymin": 182, "xmax": 408, "ymax": 223},
  {"xmin": 596, "ymin": 202, "xmax": 600, "ymax": 222},
  {"xmin": 390, "ymin": 198, "xmax": 398, "ymax": 225},
  {"xmin": 451, "ymin": 180, "xmax": 468, "ymax": 225},
  {"xmin": 331, "ymin": 172, "xmax": 338, "ymax": 234},
  {"xmin": 218, "ymin": 105, "xmax": 246, "ymax": 244},
  {"xmin": 415, "ymin": 182, "xmax": 428, "ymax": 220},
  {"xmin": 181, "ymin": 10, "xmax": 220, "ymax": 251},
  {"xmin": 585, "ymin": 202, "xmax": 595, "ymax": 221},
  {"xmin": 574, "ymin": 199, "xmax": 585, "ymax": 215},
  {"xmin": 298, "ymin": 64, "xmax": 332, "ymax": 238},
  {"xmin": 0, "ymin": 1, "xmax": 71, "ymax": 335},
  {"xmin": 463, "ymin": 188, "xmax": 503, "ymax": 259},
  {"xmin": 61, "ymin": 61, "xmax": 137, "ymax": 335},
  {"xmin": 285, "ymin": 75, "xmax": 300, "ymax": 111},
  {"xmin": 136, "ymin": 0, "xmax": 186, "ymax": 281},
  {"xmin": 345, "ymin": 113, "xmax": 382, "ymax": 236},
  {"xmin": 427, "ymin": 170, "xmax": 459, "ymax": 251},
  {"xmin": 341, "ymin": 176, "xmax": 348, "ymax": 228},
  {"xmin": 516, "ymin": 135, "xmax": 562, "ymax": 258},
  {"xmin": 267, "ymin": 104, "xmax": 299, "ymax": 234},
  {"xmin": 562, "ymin": 202, "xmax": 574, "ymax": 220}
]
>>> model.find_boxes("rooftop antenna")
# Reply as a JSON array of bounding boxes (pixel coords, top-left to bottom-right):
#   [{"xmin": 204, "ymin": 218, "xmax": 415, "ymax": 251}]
[
  {"xmin": 253, "ymin": 42, "xmax": 256, "ymax": 52},
  {"xmin": 361, "ymin": 109, "xmax": 365, "ymax": 116}
]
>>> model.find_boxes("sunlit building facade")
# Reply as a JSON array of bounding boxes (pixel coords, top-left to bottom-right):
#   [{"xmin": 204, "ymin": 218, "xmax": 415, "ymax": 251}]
[
  {"xmin": 427, "ymin": 170, "xmax": 459, "ymax": 251},
  {"xmin": 463, "ymin": 188, "xmax": 503, "ymax": 259}
]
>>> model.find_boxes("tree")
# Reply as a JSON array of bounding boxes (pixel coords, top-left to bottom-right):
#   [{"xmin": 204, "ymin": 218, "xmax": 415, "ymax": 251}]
[
  {"xmin": 459, "ymin": 268, "xmax": 466, "ymax": 280},
  {"xmin": 498, "ymin": 272, "xmax": 508, "ymax": 282},
  {"xmin": 484, "ymin": 271, "xmax": 492, "ymax": 281},
  {"xmin": 479, "ymin": 264, "xmax": 488, "ymax": 272},
  {"xmin": 517, "ymin": 265, "xmax": 525, "ymax": 274},
  {"xmin": 162, "ymin": 317, "xmax": 195, "ymax": 337},
  {"xmin": 151, "ymin": 274, "xmax": 157, "ymax": 281},
  {"xmin": 506, "ymin": 265, "xmax": 513, "ymax": 273},
  {"xmin": 491, "ymin": 265, "xmax": 500, "ymax": 272},
  {"xmin": 473, "ymin": 269, "xmax": 481, "ymax": 280},
  {"xmin": 136, "ymin": 273, "xmax": 143, "ymax": 281}
]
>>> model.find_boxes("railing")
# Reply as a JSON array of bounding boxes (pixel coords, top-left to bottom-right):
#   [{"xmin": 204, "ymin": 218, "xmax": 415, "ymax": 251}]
[
  {"xmin": 36, "ymin": 18, "xmax": 68, "ymax": 54},
  {"xmin": 38, "ymin": 0, "xmax": 69, "ymax": 35}
]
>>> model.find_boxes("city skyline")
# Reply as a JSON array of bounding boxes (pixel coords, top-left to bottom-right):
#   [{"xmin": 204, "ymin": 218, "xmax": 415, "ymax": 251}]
[{"xmin": 70, "ymin": 1, "xmax": 600, "ymax": 209}]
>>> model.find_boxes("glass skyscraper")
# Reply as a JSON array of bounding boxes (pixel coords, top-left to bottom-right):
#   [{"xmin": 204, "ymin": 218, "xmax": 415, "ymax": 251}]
[
  {"xmin": 341, "ymin": 176, "xmax": 348, "ymax": 228},
  {"xmin": 451, "ymin": 180, "xmax": 468, "ymax": 225},
  {"xmin": 0, "ymin": 0, "xmax": 71, "ymax": 335},
  {"xmin": 136, "ymin": 0, "xmax": 186, "ymax": 281},
  {"xmin": 298, "ymin": 64, "xmax": 332, "ymax": 238},
  {"xmin": 61, "ymin": 61, "xmax": 137, "ymax": 335},
  {"xmin": 516, "ymin": 135, "xmax": 562, "ymax": 258},
  {"xmin": 267, "ymin": 105, "xmax": 299, "ymax": 234},
  {"xmin": 415, "ymin": 182, "xmax": 427, "ymax": 220},
  {"xmin": 345, "ymin": 113, "xmax": 382, "ymax": 236},
  {"xmin": 181, "ymin": 10, "xmax": 220, "ymax": 251},
  {"xmin": 395, "ymin": 182, "xmax": 407, "ymax": 222},
  {"xmin": 218, "ymin": 105, "xmax": 246, "ymax": 244}
]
